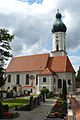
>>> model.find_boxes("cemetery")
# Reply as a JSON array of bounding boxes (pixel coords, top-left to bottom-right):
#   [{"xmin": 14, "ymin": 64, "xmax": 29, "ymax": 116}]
[
  {"xmin": 0, "ymin": 79, "xmax": 80, "ymax": 120},
  {"xmin": 0, "ymin": 88, "xmax": 47, "ymax": 119}
]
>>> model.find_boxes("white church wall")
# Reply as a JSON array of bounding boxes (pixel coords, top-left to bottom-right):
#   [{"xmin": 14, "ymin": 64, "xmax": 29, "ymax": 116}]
[
  {"xmin": 5, "ymin": 71, "xmax": 40, "ymax": 93},
  {"xmin": 38, "ymin": 75, "xmax": 53, "ymax": 92},
  {"xmin": 56, "ymin": 72, "xmax": 75, "ymax": 94}
]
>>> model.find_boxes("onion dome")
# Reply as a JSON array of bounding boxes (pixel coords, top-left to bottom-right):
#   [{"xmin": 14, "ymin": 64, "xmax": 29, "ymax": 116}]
[{"xmin": 52, "ymin": 9, "xmax": 67, "ymax": 33}]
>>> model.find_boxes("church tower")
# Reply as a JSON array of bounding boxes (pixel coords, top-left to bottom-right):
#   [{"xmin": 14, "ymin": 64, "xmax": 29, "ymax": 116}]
[{"xmin": 51, "ymin": 10, "xmax": 67, "ymax": 56}]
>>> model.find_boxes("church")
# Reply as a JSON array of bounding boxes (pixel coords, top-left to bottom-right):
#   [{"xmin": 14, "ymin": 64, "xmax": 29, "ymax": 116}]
[{"xmin": 5, "ymin": 10, "xmax": 75, "ymax": 95}]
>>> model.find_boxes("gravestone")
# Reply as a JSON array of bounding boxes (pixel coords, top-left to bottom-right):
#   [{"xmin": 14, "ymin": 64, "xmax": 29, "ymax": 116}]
[
  {"xmin": 13, "ymin": 91, "xmax": 16, "ymax": 98},
  {"xmin": 0, "ymin": 92, "xmax": 2, "ymax": 99},
  {"xmin": 2, "ymin": 93, "xmax": 7, "ymax": 99},
  {"xmin": 42, "ymin": 93, "xmax": 45, "ymax": 102},
  {"xmin": 30, "ymin": 96, "xmax": 33, "ymax": 110},
  {"xmin": 33, "ymin": 97, "xmax": 37, "ymax": 108},
  {"xmin": 37, "ymin": 96, "xmax": 40, "ymax": 106},
  {"xmin": 39, "ymin": 94, "xmax": 43, "ymax": 102}
]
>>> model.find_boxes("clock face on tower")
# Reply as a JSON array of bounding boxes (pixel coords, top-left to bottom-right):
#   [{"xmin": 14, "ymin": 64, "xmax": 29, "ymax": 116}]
[{"xmin": 56, "ymin": 40, "xmax": 58, "ymax": 43}]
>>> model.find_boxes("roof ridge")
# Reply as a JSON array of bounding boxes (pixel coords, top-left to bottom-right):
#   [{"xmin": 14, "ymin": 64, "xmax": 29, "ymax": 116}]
[
  {"xmin": 65, "ymin": 56, "xmax": 68, "ymax": 72},
  {"xmin": 66, "ymin": 56, "xmax": 75, "ymax": 73},
  {"xmin": 13, "ymin": 53, "xmax": 50, "ymax": 59},
  {"xmin": 46, "ymin": 67, "xmax": 52, "ymax": 74}
]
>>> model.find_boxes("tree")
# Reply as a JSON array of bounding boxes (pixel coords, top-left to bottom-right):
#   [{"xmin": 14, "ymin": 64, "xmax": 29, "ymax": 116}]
[
  {"xmin": 0, "ymin": 28, "xmax": 14, "ymax": 87},
  {"xmin": 76, "ymin": 66, "xmax": 80, "ymax": 81},
  {"xmin": 0, "ymin": 66, "xmax": 5, "ymax": 87},
  {"xmin": 62, "ymin": 79, "xmax": 67, "ymax": 100}
]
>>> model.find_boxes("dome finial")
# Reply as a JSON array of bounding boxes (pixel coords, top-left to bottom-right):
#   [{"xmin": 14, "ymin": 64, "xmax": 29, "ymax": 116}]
[
  {"xmin": 56, "ymin": 9, "xmax": 61, "ymax": 19},
  {"xmin": 57, "ymin": 9, "xmax": 59, "ymax": 13},
  {"xmin": 51, "ymin": 10, "xmax": 67, "ymax": 33}
]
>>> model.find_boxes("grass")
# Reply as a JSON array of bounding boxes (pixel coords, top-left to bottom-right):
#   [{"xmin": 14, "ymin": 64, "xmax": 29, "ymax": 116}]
[
  {"xmin": 0, "ymin": 97, "xmax": 30, "ymax": 108},
  {"xmin": 30, "ymin": 93, "xmax": 38, "ymax": 97}
]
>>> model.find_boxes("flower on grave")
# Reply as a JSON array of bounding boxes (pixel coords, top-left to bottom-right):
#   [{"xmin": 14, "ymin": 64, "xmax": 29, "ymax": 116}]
[
  {"xmin": 54, "ymin": 112, "xmax": 59, "ymax": 117},
  {"xmin": 3, "ymin": 112, "xmax": 10, "ymax": 117},
  {"xmin": 55, "ymin": 101, "xmax": 60, "ymax": 107}
]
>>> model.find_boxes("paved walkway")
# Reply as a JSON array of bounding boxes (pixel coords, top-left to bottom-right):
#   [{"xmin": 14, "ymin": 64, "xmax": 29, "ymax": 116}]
[{"xmin": 9, "ymin": 99, "xmax": 56, "ymax": 120}]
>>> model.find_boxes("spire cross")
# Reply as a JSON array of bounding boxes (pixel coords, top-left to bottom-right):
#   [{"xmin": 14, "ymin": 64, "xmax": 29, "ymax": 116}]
[{"xmin": 57, "ymin": 9, "xmax": 59, "ymax": 13}]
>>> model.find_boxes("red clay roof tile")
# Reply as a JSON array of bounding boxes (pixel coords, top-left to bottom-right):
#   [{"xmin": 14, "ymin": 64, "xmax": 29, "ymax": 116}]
[
  {"xmin": 39, "ymin": 68, "xmax": 54, "ymax": 75},
  {"xmin": 48, "ymin": 56, "xmax": 75, "ymax": 73},
  {"xmin": 6, "ymin": 53, "xmax": 49, "ymax": 73},
  {"xmin": 6, "ymin": 54, "xmax": 75, "ymax": 73}
]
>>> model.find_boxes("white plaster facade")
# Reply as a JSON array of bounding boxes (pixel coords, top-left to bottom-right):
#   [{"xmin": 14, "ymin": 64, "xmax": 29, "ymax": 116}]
[
  {"xmin": 5, "ymin": 71, "xmax": 75, "ymax": 95},
  {"xmin": 5, "ymin": 71, "xmax": 40, "ymax": 94}
]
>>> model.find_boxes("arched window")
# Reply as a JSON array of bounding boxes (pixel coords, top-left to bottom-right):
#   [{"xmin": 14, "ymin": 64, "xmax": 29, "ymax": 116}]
[
  {"xmin": 26, "ymin": 74, "xmax": 29, "ymax": 85},
  {"xmin": 54, "ymin": 78, "xmax": 55, "ymax": 83},
  {"xmin": 68, "ymin": 79, "xmax": 71, "ymax": 85},
  {"xmin": 56, "ymin": 44, "xmax": 59, "ymax": 51},
  {"xmin": 58, "ymin": 79, "xmax": 62, "ymax": 88},
  {"xmin": 16, "ymin": 74, "xmax": 20, "ymax": 84}
]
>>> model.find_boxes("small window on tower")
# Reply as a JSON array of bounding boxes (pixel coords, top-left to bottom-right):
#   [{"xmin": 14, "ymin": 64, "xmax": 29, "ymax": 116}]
[
  {"xmin": 56, "ymin": 36, "xmax": 58, "ymax": 38},
  {"xmin": 56, "ymin": 40, "xmax": 58, "ymax": 43},
  {"xmin": 56, "ymin": 44, "xmax": 59, "ymax": 51}
]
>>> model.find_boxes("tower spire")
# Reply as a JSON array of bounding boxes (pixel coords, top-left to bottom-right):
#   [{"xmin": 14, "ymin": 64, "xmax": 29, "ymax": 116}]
[
  {"xmin": 51, "ymin": 10, "xmax": 67, "ymax": 56},
  {"xmin": 57, "ymin": 9, "xmax": 59, "ymax": 13}
]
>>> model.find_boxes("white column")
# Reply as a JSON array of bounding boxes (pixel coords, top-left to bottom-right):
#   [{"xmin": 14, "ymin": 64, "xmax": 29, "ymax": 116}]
[{"xmin": 37, "ymin": 76, "xmax": 40, "ymax": 94}]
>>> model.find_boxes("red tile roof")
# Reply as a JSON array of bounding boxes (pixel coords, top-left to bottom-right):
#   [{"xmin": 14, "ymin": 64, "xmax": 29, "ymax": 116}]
[
  {"xmin": 6, "ymin": 53, "xmax": 75, "ymax": 73},
  {"xmin": 23, "ymin": 86, "xmax": 33, "ymax": 88},
  {"xmin": 39, "ymin": 68, "xmax": 54, "ymax": 75},
  {"xmin": 48, "ymin": 56, "xmax": 75, "ymax": 73},
  {"xmin": 6, "ymin": 53, "xmax": 49, "ymax": 73}
]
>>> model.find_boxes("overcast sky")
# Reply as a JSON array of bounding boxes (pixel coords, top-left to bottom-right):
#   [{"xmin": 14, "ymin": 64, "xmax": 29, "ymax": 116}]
[{"xmin": 0, "ymin": 0, "xmax": 80, "ymax": 72}]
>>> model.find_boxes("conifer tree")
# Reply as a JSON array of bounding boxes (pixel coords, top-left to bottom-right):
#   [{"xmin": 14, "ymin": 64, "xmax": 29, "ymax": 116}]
[
  {"xmin": 76, "ymin": 66, "xmax": 80, "ymax": 80},
  {"xmin": 0, "ymin": 28, "xmax": 14, "ymax": 87},
  {"xmin": 62, "ymin": 79, "xmax": 67, "ymax": 100}
]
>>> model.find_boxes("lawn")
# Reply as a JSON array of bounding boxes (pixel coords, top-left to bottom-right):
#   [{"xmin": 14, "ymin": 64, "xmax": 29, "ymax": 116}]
[{"xmin": 0, "ymin": 97, "xmax": 30, "ymax": 108}]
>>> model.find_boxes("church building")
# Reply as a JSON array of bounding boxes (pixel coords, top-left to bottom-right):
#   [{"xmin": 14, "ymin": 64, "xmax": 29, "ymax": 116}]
[{"xmin": 5, "ymin": 10, "xmax": 75, "ymax": 95}]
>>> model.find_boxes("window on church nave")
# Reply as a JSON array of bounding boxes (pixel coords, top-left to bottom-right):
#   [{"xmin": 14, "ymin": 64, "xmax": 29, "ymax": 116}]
[
  {"xmin": 8, "ymin": 75, "xmax": 11, "ymax": 83},
  {"xmin": 54, "ymin": 78, "xmax": 55, "ymax": 83},
  {"xmin": 26, "ymin": 74, "xmax": 29, "ymax": 84},
  {"xmin": 58, "ymin": 79, "xmax": 62, "ymax": 88},
  {"xmin": 68, "ymin": 79, "xmax": 71, "ymax": 85},
  {"xmin": 43, "ymin": 77, "xmax": 46, "ymax": 82},
  {"xmin": 16, "ymin": 74, "xmax": 20, "ymax": 84},
  {"xmin": 36, "ymin": 75, "xmax": 38, "ymax": 85}
]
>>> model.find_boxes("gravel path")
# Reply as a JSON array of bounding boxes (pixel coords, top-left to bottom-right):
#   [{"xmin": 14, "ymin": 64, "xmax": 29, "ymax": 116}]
[{"xmin": 7, "ymin": 99, "xmax": 56, "ymax": 120}]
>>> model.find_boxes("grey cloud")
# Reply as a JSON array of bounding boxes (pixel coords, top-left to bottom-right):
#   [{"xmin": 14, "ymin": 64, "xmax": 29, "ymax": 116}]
[{"xmin": 0, "ymin": 0, "xmax": 80, "ymax": 56}]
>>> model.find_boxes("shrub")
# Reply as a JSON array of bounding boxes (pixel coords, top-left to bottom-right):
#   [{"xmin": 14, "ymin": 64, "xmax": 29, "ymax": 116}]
[
  {"xmin": 40, "ymin": 88, "xmax": 49, "ymax": 95},
  {"xmin": 59, "ymin": 92, "xmax": 64, "ymax": 99},
  {"xmin": 7, "ymin": 90, "xmax": 13, "ymax": 98},
  {"xmin": 49, "ymin": 91, "xmax": 54, "ymax": 97},
  {"xmin": 0, "ymin": 102, "xmax": 3, "ymax": 118},
  {"xmin": 3, "ymin": 105, "xmax": 9, "ymax": 112},
  {"xmin": 3, "ymin": 112, "xmax": 10, "ymax": 118},
  {"xmin": 10, "ymin": 112, "xmax": 19, "ymax": 118}
]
